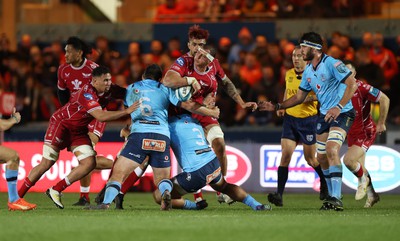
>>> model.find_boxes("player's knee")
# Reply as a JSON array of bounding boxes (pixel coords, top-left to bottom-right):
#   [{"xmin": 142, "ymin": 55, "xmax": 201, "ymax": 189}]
[
  {"xmin": 327, "ymin": 130, "xmax": 345, "ymax": 147},
  {"xmin": 9, "ymin": 149, "xmax": 20, "ymax": 164},
  {"xmin": 43, "ymin": 145, "xmax": 60, "ymax": 161},
  {"xmin": 73, "ymin": 145, "xmax": 97, "ymax": 161},
  {"xmin": 316, "ymin": 141, "xmax": 326, "ymax": 155}
]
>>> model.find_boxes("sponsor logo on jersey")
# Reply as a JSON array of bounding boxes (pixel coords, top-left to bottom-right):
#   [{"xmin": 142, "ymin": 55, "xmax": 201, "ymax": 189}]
[
  {"xmin": 82, "ymin": 73, "xmax": 91, "ymax": 78},
  {"xmin": 90, "ymin": 63, "xmax": 98, "ymax": 69},
  {"xmin": 84, "ymin": 93, "xmax": 94, "ymax": 100},
  {"xmin": 142, "ymin": 139, "xmax": 166, "ymax": 152},
  {"xmin": 65, "ymin": 73, "xmax": 70, "ymax": 77},
  {"xmin": 335, "ymin": 62, "xmax": 348, "ymax": 73},
  {"xmin": 342, "ymin": 145, "xmax": 400, "ymax": 192},
  {"xmin": 176, "ymin": 57, "xmax": 184, "ymax": 66},
  {"xmin": 260, "ymin": 145, "xmax": 321, "ymax": 189}
]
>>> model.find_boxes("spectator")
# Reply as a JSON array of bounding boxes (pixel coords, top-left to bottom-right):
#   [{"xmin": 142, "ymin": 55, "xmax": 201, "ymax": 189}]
[
  {"xmin": 155, "ymin": 0, "xmax": 185, "ymax": 22},
  {"xmin": 228, "ymin": 26, "xmax": 256, "ymax": 68},
  {"xmin": 354, "ymin": 47, "xmax": 385, "ymax": 89}
]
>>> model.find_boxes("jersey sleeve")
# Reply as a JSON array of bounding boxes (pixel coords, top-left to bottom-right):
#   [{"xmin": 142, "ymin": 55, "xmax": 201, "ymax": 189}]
[
  {"xmin": 57, "ymin": 65, "xmax": 67, "ymax": 90},
  {"xmin": 167, "ymin": 86, "xmax": 181, "ymax": 107},
  {"xmin": 361, "ymin": 82, "xmax": 381, "ymax": 103},
  {"xmin": 79, "ymin": 91, "xmax": 102, "ymax": 113},
  {"xmin": 214, "ymin": 59, "xmax": 227, "ymax": 80},
  {"xmin": 299, "ymin": 71, "xmax": 312, "ymax": 92},
  {"xmin": 328, "ymin": 58, "xmax": 352, "ymax": 83},
  {"xmin": 168, "ymin": 57, "xmax": 189, "ymax": 77}
]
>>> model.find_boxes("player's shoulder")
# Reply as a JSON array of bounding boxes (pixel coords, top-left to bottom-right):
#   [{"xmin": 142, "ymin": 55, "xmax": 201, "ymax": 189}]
[{"xmin": 85, "ymin": 59, "xmax": 99, "ymax": 70}]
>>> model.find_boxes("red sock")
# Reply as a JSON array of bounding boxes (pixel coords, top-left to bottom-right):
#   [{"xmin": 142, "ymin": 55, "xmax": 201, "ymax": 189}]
[
  {"xmin": 53, "ymin": 179, "xmax": 69, "ymax": 193},
  {"xmin": 353, "ymin": 164, "xmax": 364, "ymax": 178},
  {"xmin": 80, "ymin": 192, "xmax": 90, "ymax": 200},
  {"xmin": 193, "ymin": 191, "xmax": 203, "ymax": 202},
  {"xmin": 121, "ymin": 172, "xmax": 140, "ymax": 194},
  {"xmin": 216, "ymin": 192, "xmax": 221, "ymax": 195},
  {"xmin": 18, "ymin": 177, "xmax": 34, "ymax": 198}
]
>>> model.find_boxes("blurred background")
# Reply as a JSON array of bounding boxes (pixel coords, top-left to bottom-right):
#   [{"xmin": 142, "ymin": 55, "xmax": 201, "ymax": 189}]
[{"xmin": 1, "ymin": 0, "xmax": 400, "ymax": 193}]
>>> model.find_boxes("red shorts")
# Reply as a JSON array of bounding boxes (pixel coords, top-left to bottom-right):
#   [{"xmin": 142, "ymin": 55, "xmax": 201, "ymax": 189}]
[
  {"xmin": 192, "ymin": 113, "xmax": 219, "ymax": 128},
  {"xmin": 347, "ymin": 130, "xmax": 377, "ymax": 152},
  {"xmin": 88, "ymin": 119, "xmax": 106, "ymax": 138},
  {"xmin": 44, "ymin": 117, "xmax": 91, "ymax": 150}
]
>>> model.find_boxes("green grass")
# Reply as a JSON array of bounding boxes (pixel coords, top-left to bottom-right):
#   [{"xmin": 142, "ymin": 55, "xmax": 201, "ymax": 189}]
[{"xmin": 1, "ymin": 192, "xmax": 399, "ymax": 241}]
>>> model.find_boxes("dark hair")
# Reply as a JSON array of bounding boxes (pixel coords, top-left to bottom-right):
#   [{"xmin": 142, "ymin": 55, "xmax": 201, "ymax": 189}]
[
  {"xmin": 342, "ymin": 60, "xmax": 355, "ymax": 68},
  {"xmin": 299, "ymin": 32, "xmax": 323, "ymax": 47},
  {"xmin": 188, "ymin": 25, "xmax": 209, "ymax": 41},
  {"xmin": 204, "ymin": 45, "xmax": 217, "ymax": 57},
  {"xmin": 143, "ymin": 64, "xmax": 162, "ymax": 81},
  {"xmin": 66, "ymin": 36, "xmax": 92, "ymax": 56},
  {"xmin": 92, "ymin": 66, "xmax": 110, "ymax": 77}
]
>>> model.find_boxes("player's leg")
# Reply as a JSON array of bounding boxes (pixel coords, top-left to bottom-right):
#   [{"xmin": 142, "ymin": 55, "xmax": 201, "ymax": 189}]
[
  {"xmin": 152, "ymin": 166, "xmax": 173, "ymax": 211},
  {"xmin": 268, "ymin": 138, "xmax": 296, "ymax": 207},
  {"xmin": 303, "ymin": 143, "xmax": 328, "ymax": 200},
  {"xmin": 343, "ymin": 145, "xmax": 369, "ymax": 200},
  {"xmin": 18, "ymin": 144, "xmax": 58, "ymax": 198},
  {"xmin": 47, "ymin": 144, "xmax": 96, "ymax": 209},
  {"xmin": 359, "ymin": 154, "xmax": 380, "ymax": 208},
  {"xmin": 0, "ymin": 146, "xmax": 36, "ymax": 211}
]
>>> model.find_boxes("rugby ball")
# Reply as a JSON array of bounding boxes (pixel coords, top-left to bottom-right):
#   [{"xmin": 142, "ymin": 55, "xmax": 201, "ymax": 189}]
[{"xmin": 175, "ymin": 85, "xmax": 193, "ymax": 102}]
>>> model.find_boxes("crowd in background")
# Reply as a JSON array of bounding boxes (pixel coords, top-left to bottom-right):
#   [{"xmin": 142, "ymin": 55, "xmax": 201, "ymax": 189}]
[
  {"xmin": 154, "ymin": 0, "xmax": 365, "ymax": 21},
  {"xmin": 1, "ymin": 28, "xmax": 400, "ymax": 127}
]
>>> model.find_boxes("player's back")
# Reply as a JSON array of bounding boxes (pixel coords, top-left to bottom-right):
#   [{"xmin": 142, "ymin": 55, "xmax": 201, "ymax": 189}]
[
  {"xmin": 57, "ymin": 59, "xmax": 99, "ymax": 94},
  {"xmin": 169, "ymin": 114, "xmax": 216, "ymax": 172},
  {"xmin": 126, "ymin": 79, "xmax": 179, "ymax": 137}
]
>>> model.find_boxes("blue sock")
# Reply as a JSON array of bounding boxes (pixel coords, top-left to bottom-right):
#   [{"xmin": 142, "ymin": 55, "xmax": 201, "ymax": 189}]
[
  {"xmin": 243, "ymin": 194, "xmax": 262, "ymax": 210},
  {"xmin": 183, "ymin": 200, "xmax": 197, "ymax": 210},
  {"xmin": 103, "ymin": 181, "xmax": 121, "ymax": 204},
  {"xmin": 329, "ymin": 165, "xmax": 343, "ymax": 199},
  {"xmin": 158, "ymin": 179, "xmax": 173, "ymax": 195},
  {"xmin": 6, "ymin": 169, "xmax": 19, "ymax": 202},
  {"xmin": 322, "ymin": 168, "xmax": 332, "ymax": 196}
]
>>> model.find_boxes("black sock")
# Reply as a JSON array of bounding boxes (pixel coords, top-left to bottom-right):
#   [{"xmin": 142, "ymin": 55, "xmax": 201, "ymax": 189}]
[
  {"xmin": 277, "ymin": 166, "xmax": 288, "ymax": 196},
  {"xmin": 367, "ymin": 173, "xmax": 373, "ymax": 188},
  {"xmin": 313, "ymin": 165, "xmax": 327, "ymax": 187}
]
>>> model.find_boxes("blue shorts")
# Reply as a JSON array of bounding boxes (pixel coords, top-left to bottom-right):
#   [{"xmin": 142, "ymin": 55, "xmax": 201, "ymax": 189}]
[
  {"xmin": 175, "ymin": 157, "xmax": 222, "ymax": 193},
  {"xmin": 316, "ymin": 109, "xmax": 355, "ymax": 135},
  {"xmin": 119, "ymin": 132, "xmax": 171, "ymax": 168},
  {"xmin": 281, "ymin": 114, "xmax": 317, "ymax": 145}
]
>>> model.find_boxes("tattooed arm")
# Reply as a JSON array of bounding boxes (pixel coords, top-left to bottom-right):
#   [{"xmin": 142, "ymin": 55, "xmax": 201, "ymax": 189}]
[{"xmin": 220, "ymin": 76, "xmax": 258, "ymax": 111}]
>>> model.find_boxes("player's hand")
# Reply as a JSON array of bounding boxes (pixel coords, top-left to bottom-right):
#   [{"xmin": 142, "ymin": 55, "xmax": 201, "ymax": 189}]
[
  {"xmin": 376, "ymin": 123, "xmax": 386, "ymax": 135},
  {"xmin": 191, "ymin": 79, "xmax": 201, "ymax": 94},
  {"xmin": 242, "ymin": 102, "xmax": 258, "ymax": 112},
  {"xmin": 276, "ymin": 109, "xmax": 285, "ymax": 117},
  {"xmin": 324, "ymin": 106, "xmax": 341, "ymax": 123},
  {"xmin": 126, "ymin": 100, "xmax": 140, "ymax": 114},
  {"xmin": 203, "ymin": 93, "xmax": 216, "ymax": 108},
  {"xmin": 209, "ymin": 106, "xmax": 220, "ymax": 119},
  {"xmin": 257, "ymin": 101, "xmax": 275, "ymax": 111},
  {"xmin": 11, "ymin": 107, "xmax": 21, "ymax": 124}
]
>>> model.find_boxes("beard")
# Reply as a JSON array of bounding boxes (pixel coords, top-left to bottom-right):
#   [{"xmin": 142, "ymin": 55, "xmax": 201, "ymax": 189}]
[{"xmin": 302, "ymin": 49, "xmax": 314, "ymax": 61}]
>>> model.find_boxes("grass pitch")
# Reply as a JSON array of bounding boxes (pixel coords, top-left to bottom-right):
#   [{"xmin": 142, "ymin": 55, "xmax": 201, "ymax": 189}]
[{"xmin": 1, "ymin": 192, "xmax": 399, "ymax": 241}]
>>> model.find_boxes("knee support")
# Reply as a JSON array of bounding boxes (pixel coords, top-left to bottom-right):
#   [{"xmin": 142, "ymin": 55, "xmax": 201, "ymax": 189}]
[
  {"xmin": 327, "ymin": 130, "xmax": 346, "ymax": 146},
  {"xmin": 42, "ymin": 145, "xmax": 60, "ymax": 161},
  {"xmin": 72, "ymin": 145, "xmax": 96, "ymax": 161},
  {"xmin": 316, "ymin": 141, "xmax": 326, "ymax": 154},
  {"xmin": 206, "ymin": 125, "xmax": 224, "ymax": 145}
]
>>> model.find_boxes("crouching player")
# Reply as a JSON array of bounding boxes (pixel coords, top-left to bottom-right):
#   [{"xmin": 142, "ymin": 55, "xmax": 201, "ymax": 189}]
[
  {"xmin": 153, "ymin": 114, "xmax": 271, "ymax": 211},
  {"xmin": 343, "ymin": 61, "xmax": 389, "ymax": 208}
]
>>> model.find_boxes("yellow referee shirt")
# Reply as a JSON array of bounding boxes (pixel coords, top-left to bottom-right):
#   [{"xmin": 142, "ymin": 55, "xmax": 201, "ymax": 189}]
[{"xmin": 285, "ymin": 68, "xmax": 318, "ymax": 118}]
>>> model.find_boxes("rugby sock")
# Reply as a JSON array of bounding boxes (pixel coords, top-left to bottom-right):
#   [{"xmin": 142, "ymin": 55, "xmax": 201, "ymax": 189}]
[
  {"xmin": 121, "ymin": 166, "xmax": 144, "ymax": 194},
  {"xmin": 367, "ymin": 173, "xmax": 373, "ymax": 188},
  {"xmin": 6, "ymin": 169, "xmax": 19, "ymax": 202},
  {"xmin": 329, "ymin": 165, "xmax": 343, "ymax": 200},
  {"xmin": 53, "ymin": 177, "xmax": 71, "ymax": 193},
  {"xmin": 183, "ymin": 200, "xmax": 198, "ymax": 210},
  {"xmin": 313, "ymin": 165, "xmax": 327, "ymax": 189},
  {"xmin": 18, "ymin": 177, "xmax": 35, "ymax": 198},
  {"xmin": 351, "ymin": 163, "xmax": 364, "ymax": 178},
  {"xmin": 80, "ymin": 186, "xmax": 90, "ymax": 201},
  {"xmin": 103, "ymin": 181, "xmax": 121, "ymax": 204},
  {"xmin": 277, "ymin": 166, "xmax": 288, "ymax": 196},
  {"xmin": 193, "ymin": 189, "xmax": 203, "ymax": 202},
  {"xmin": 158, "ymin": 179, "xmax": 173, "ymax": 196},
  {"xmin": 322, "ymin": 168, "xmax": 332, "ymax": 196},
  {"xmin": 243, "ymin": 194, "xmax": 262, "ymax": 210}
]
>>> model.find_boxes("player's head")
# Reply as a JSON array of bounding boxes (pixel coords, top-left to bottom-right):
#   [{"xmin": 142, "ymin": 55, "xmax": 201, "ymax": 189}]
[
  {"xmin": 292, "ymin": 45, "xmax": 306, "ymax": 74},
  {"xmin": 299, "ymin": 32, "xmax": 323, "ymax": 61},
  {"xmin": 92, "ymin": 66, "xmax": 112, "ymax": 93},
  {"xmin": 143, "ymin": 64, "xmax": 162, "ymax": 82},
  {"xmin": 65, "ymin": 36, "xmax": 92, "ymax": 65},
  {"xmin": 187, "ymin": 25, "xmax": 209, "ymax": 56}
]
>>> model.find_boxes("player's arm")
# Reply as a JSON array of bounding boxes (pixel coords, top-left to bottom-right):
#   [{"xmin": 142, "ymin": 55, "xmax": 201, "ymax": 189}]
[
  {"xmin": 376, "ymin": 92, "xmax": 390, "ymax": 134},
  {"xmin": 89, "ymin": 101, "xmax": 140, "ymax": 122},
  {"xmin": 220, "ymin": 76, "xmax": 257, "ymax": 111},
  {"xmin": 0, "ymin": 108, "xmax": 20, "ymax": 131},
  {"xmin": 180, "ymin": 100, "xmax": 220, "ymax": 119},
  {"xmin": 163, "ymin": 70, "xmax": 201, "ymax": 93},
  {"xmin": 338, "ymin": 75, "xmax": 357, "ymax": 109},
  {"xmin": 57, "ymin": 88, "xmax": 70, "ymax": 106},
  {"xmin": 259, "ymin": 89, "xmax": 308, "ymax": 111}
]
